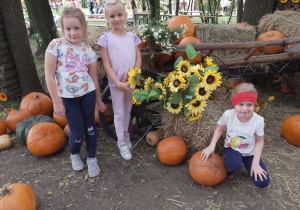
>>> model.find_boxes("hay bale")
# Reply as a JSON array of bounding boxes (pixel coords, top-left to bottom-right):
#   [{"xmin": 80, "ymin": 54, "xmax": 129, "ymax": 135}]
[
  {"xmin": 258, "ymin": 11, "xmax": 300, "ymax": 38},
  {"xmin": 194, "ymin": 23, "xmax": 256, "ymax": 61}
]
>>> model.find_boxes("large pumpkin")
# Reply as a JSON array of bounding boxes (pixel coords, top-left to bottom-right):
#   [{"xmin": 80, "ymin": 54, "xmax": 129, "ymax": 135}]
[
  {"xmin": 6, "ymin": 110, "xmax": 32, "ymax": 133},
  {"xmin": 256, "ymin": 31, "xmax": 285, "ymax": 55},
  {"xmin": 157, "ymin": 136, "xmax": 187, "ymax": 165},
  {"xmin": 174, "ymin": 37, "xmax": 203, "ymax": 64},
  {"xmin": 189, "ymin": 151, "xmax": 227, "ymax": 186},
  {"xmin": 16, "ymin": 115, "xmax": 54, "ymax": 145},
  {"xmin": 167, "ymin": 16, "xmax": 195, "ymax": 44},
  {"xmin": 0, "ymin": 118, "xmax": 7, "ymax": 135},
  {"xmin": 20, "ymin": 92, "xmax": 53, "ymax": 116},
  {"xmin": 0, "ymin": 183, "xmax": 36, "ymax": 210},
  {"xmin": 27, "ymin": 122, "xmax": 65, "ymax": 156},
  {"xmin": 281, "ymin": 115, "xmax": 300, "ymax": 147}
]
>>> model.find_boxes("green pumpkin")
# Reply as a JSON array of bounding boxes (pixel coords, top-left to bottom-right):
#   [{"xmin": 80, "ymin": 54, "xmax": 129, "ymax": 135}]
[{"xmin": 16, "ymin": 115, "xmax": 54, "ymax": 145}]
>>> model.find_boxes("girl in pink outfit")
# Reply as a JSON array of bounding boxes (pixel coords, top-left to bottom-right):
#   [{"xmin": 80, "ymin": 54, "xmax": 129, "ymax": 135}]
[{"xmin": 97, "ymin": 0, "xmax": 142, "ymax": 160}]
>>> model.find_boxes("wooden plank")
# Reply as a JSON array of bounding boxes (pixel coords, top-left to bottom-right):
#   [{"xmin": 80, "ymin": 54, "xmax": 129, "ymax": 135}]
[
  {"xmin": 0, "ymin": 69, "xmax": 18, "ymax": 81},
  {"xmin": 0, "ymin": 77, "xmax": 19, "ymax": 88},
  {"xmin": 0, "ymin": 54, "xmax": 13, "ymax": 64},
  {"xmin": 1, "ymin": 83, "xmax": 20, "ymax": 92},
  {"xmin": 0, "ymin": 48, "xmax": 9, "ymax": 56},
  {"xmin": 0, "ymin": 40, "xmax": 8, "ymax": 50},
  {"xmin": 0, "ymin": 63, "xmax": 14, "ymax": 72},
  {"xmin": 7, "ymin": 88, "xmax": 22, "ymax": 98}
]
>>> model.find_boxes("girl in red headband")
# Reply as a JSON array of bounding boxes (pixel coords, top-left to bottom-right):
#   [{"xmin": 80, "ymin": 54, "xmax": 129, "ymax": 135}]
[{"xmin": 201, "ymin": 83, "xmax": 270, "ymax": 188}]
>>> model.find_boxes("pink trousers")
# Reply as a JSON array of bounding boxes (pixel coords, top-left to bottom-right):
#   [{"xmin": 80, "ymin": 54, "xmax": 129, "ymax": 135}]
[{"xmin": 110, "ymin": 87, "xmax": 134, "ymax": 141}]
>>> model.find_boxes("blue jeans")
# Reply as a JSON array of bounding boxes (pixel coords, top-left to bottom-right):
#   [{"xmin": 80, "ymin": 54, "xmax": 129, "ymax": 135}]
[
  {"xmin": 62, "ymin": 91, "xmax": 97, "ymax": 158},
  {"xmin": 224, "ymin": 147, "xmax": 270, "ymax": 188}
]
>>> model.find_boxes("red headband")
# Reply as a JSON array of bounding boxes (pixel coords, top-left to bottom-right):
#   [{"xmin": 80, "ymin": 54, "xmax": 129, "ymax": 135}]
[{"xmin": 231, "ymin": 92, "xmax": 257, "ymax": 107}]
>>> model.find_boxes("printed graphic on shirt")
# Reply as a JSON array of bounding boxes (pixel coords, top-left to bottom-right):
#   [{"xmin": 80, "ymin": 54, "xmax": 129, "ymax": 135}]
[{"xmin": 226, "ymin": 134, "xmax": 249, "ymax": 149}]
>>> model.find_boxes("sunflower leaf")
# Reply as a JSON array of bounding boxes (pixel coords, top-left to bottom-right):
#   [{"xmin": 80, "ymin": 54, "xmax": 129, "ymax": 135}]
[
  {"xmin": 183, "ymin": 106, "xmax": 189, "ymax": 117},
  {"xmin": 187, "ymin": 74, "xmax": 198, "ymax": 93},
  {"xmin": 132, "ymin": 90, "xmax": 149, "ymax": 101},
  {"xmin": 148, "ymin": 89, "xmax": 159, "ymax": 99},
  {"xmin": 185, "ymin": 94, "xmax": 193, "ymax": 100},
  {"xmin": 204, "ymin": 66, "xmax": 219, "ymax": 73},
  {"xmin": 168, "ymin": 91, "xmax": 182, "ymax": 104},
  {"xmin": 186, "ymin": 44, "xmax": 197, "ymax": 60},
  {"xmin": 174, "ymin": 56, "xmax": 183, "ymax": 69}
]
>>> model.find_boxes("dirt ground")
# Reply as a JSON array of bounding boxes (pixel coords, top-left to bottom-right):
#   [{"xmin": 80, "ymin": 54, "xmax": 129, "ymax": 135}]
[{"xmin": 1, "ymin": 81, "xmax": 300, "ymax": 210}]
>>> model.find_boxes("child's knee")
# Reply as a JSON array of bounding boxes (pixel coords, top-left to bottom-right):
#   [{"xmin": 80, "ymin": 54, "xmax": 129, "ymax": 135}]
[
  {"xmin": 224, "ymin": 158, "xmax": 243, "ymax": 171},
  {"xmin": 253, "ymin": 178, "xmax": 270, "ymax": 188}
]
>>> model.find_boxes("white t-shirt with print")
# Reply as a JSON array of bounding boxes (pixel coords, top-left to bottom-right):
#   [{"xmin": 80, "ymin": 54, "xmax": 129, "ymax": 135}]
[
  {"xmin": 217, "ymin": 109, "xmax": 264, "ymax": 156},
  {"xmin": 46, "ymin": 38, "xmax": 98, "ymax": 98}
]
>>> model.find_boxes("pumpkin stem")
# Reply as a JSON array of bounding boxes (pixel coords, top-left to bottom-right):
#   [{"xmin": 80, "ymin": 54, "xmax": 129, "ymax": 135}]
[
  {"xmin": 33, "ymin": 94, "xmax": 39, "ymax": 99},
  {"xmin": 0, "ymin": 183, "xmax": 12, "ymax": 197}
]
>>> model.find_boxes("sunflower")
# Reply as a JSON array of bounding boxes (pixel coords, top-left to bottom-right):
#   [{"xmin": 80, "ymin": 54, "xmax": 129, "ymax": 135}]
[
  {"xmin": 204, "ymin": 57, "xmax": 217, "ymax": 66},
  {"xmin": 163, "ymin": 70, "xmax": 176, "ymax": 86},
  {"xmin": 154, "ymin": 82, "xmax": 166, "ymax": 100},
  {"xmin": 144, "ymin": 77, "xmax": 155, "ymax": 92},
  {"xmin": 185, "ymin": 98, "xmax": 207, "ymax": 115},
  {"xmin": 128, "ymin": 68, "xmax": 142, "ymax": 88},
  {"xmin": 132, "ymin": 89, "xmax": 142, "ymax": 105},
  {"xmin": 168, "ymin": 74, "xmax": 187, "ymax": 92},
  {"xmin": 0, "ymin": 93, "xmax": 7, "ymax": 101},
  {"xmin": 187, "ymin": 112, "xmax": 202, "ymax": 121},
  {"xmin": 280, "ymin": 0, "xmax": 288, "ymax": 3},
  {"xmin": 167, "ymin": 100, "xmax": 183, "ymax": 114},
  {"xmin": 202, "ymin": 69, "xmax": 222, "ymax": 91},
  {"xmin": 176, "ymin": 60, "xmax": 191, "ymax": 76},
  {"xmin": 190, "ymin": 67, "xmax": 202, "ymax": 81},
  {"xmin": 292, "ymin": 0, "xmax": 299, "ymax": 3},
  {"xmin": 195, "ymin": 84, "xmax": 211, "ymax": 100}
]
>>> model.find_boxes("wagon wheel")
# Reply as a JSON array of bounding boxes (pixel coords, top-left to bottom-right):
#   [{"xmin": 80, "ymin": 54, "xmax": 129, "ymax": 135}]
[{"xmin": 99, "ymin": 70, "xmax": 162, "ymax": 141}]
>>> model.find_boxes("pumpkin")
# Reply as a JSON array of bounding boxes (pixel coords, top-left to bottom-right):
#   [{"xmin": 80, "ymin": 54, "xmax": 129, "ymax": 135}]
[
  {"xmin": 281, "ymin": 85, "xmax": 291, "ymax": 94},
  {"xmin": 235, "ymin": 23, "xmax": 246, "ymax": 27},
  {"xmin": 157, "ymin": 136, "xmax": 187, "ymax": 165},
  {"xmin": 27, "ymin": 122, "xmax": 65, "ymax": 156},
  {"xmin": 174, "ymin": 37, "xmax": 202, "ymax": 64},
  {"xmin": 167, "ymin": 16, "xmax": 195, "ymax": 44},
  {"xmin": 281, "ymin": 115, "xmax": 300, "ymax": 147},
  {"xmin": 227, "ymin": 79, "xmax": 242, "ymax": 88},
  {"xmin": 0, "ymin": 118, "xmax": 7, "ymax": 135},
  {"xmin": 104, "ymin": 104, "xmax": 114, "ymax": 123},
  {"xmin": 138, "ymin": 41, "xmax": 148, "ymax": 48},
  {"xmin": 20, "ymin": 92, "xmax": 53, "ymax": 116},
  {"xmin": 6, "ymin": 110, "xmax": 32, "ymax": 133},
  {"xmin": 53, "ymin": 114, "xmax": 68, "ymax": 127},
  {"xmin": 0, "ymin": 134, "xmax": 12, "ymax": 151},
  {"xmin": 189, "ymin": 151, "xmax": 227, "ymax": 186},
  {"xmin": 64, "ymin": 124, "xmax": 71, "ymax": 138},
  {"xmin": 153, "ymin": 53, "xmax": 174, "ymax": 64},
  {"xmin": 256, "ymin": 31, "xmax": 285, "ymax": 55},
  {"xmin": 146, "ymin": 129, "xmax": 163, "ymax": 147},
  {"xmin": 0, "ymin": 183, "xmax": 36, "ymax": 210},
  {"xmin": 16, "ymin": 115, "xmax": 54, "ymax": 145}
]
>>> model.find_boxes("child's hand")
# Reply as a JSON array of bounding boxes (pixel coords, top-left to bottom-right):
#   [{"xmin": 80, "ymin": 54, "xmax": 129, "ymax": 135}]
[
  {"xmin": 250, "ymin": 163, "xmax": 268, "ymax": 182},
  {"xmin": 116, "ymin": 81, "xmax": 130, "ymax": 92},
  {"xmin": 53, "ymin": 101, "xmax": 65, "ymax": 117},
  {"xmin": 97, "ymin": 101, "xmax": 106, "ymax": 113},
  {"xmin": 201, "ymin": 145, "xmax": 215, "ymax": 162}
]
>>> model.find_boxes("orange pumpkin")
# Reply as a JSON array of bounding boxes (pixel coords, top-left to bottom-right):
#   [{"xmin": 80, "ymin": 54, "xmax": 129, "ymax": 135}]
[
  {"xmin": 281, "ymin": 115, "xmax": 300, "ymax": 147},
  {"xmin": 20, "ymin": 92, "xmax": 53, "ymax": 116},
  {"xmin": 64, "ymin": 124, "xmax": 71, "ymax": 138},
  {"xmin": 174, "ymin": 37, "xmax": 203, "ymax": 64},
  {"xmin": 189, "ymin": 151, "xmax": 227, "ymax": 186},
  {"xmin": 157, "ymin": 136, "xmax": 187, "ymax": 165},
  {"xmin": 281, "ymin": 85, "xmax": 291, "ymax": 94},
  {"xmin": 256, "ymin": 31, "xmax": 285, "ymax": 55},
  {"xmin": 235, "ymin": 23, "xmax": 246, "ymax": 27},
  {"xmin": 167, "ymin": 16, "xmax": 195, "ymax": 44},
  {"xmin": 27, "ymin": 122, "xmax": 65, "ymax": 156},
  {"xmin": 6, "ymin": 110, "xmax": 32, "ymax": 133},
  {"xmin": 138, "ymin": 41, "xmax": 148, "ymax": 48},
  {"xmin": 105, "ymin": 104, "xmax": 114, "ymax": 123},
  {"xmin": 0, "ymin": 183, "xmax": 36, "ymax": 210},
  {"xmin": 94, "ymin": 107, "xmax": 99, "ymax": 124},
  {"xmin": 0, "ymin": 118, "xmax": 7, "ymax": 135},
  {"xmin": 227, "ymin": 79, "xmax": 242, "ymax": 88},
  {"xmin": 53, "ymin": 114, "xmax": 68, "ymax": 128},
  {"xmin": 153, "ymin": 53, "xmax": 174, "ymax": 64}
]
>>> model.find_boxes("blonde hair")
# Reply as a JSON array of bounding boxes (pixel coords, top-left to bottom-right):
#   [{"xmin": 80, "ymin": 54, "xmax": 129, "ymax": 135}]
[
  {"xmin": 59, "ymin": 7, "xmax": 87, "ymax": 38},
  {"xmin": 231, "ymin": 83, "xmax": 258, "ymax": 97},
  {"xmin": 104, "ymin": 0, "xmax": 126, "ymax": 27}
]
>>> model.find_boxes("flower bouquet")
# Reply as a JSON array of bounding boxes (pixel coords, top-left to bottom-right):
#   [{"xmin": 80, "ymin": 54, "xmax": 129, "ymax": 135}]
[
  {"xmin": 128, "ymin": 44, "xmax": 222, "ymax": 121},
  {"xmin": 136, "ymin": 20, "xmax": 187, "ymax": 55}
]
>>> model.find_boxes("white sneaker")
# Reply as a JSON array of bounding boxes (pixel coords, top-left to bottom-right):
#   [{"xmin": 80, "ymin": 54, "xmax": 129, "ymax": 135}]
[
  {"xmin": 87, "ymin": 158, "xmax": 100, "ymax": 178},
  {"xmin": 124, "ymin": 133, "xmax": 132, "ymax": 150},
  {"xmin": 118, "ymin": 141, "xmax": 132, "ymax": 160},
  {"xmin": 70, "ymin": 154, "xmax": 84, "ymax": 171}
]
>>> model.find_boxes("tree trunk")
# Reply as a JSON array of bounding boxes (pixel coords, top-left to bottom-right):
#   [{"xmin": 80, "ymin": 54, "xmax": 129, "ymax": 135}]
[
  {"xmin": 24, "ymin": 0, "xmax": 58, "ymax": 54},
  {"xmin": 237, "ymin": 0, "xmax": 243, "ymax": 23},
  {"xmin": 169, "ymin": 0, "xmax": 172, "ymax": 14},
  {"xmin": 175, "ymin": 0, "xmax": 180, "ymax": 15},
  {"xmin": 242, "ymin": 0, "xmax": 277, "ymax": 26},
  {"xmin": 0, "ymin": 0, "xmax": 44, "ymax": 95},
  {"xmin": 149, "ymin": 0, "xmax": 160, "ymax": 21}
]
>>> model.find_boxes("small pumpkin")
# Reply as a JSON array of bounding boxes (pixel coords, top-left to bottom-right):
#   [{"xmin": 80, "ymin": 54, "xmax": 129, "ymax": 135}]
[
  {"xmin": 0, "ymin": 118, "xmax": 7, "ymax": 135},
  {"xmin": 16, "ymin": 115, "xmax": 54, "ymax": 145},
  {"xmin": 0, "ymin": 134, "xmax": 12, "ymax": 151},
  {"xmin": 153, "ymin": 53, "xmax": 174, "ymax": 64},
  {"xmin": 174, "ymin": 37, "xmax": 202, "ymax": 64},
  {"xmin": 64, "ymin": 124, "xmax": 71, "ymax": 138},
  {"xmin": 27, "ymin": 122, "xmax": 65, "ymax": 156},
  {"xmin": 157, "ymin": 136, "xmax": 187, "ymax": 165},
  {"xmin": 256, "ymin": 31, "xmax": 285, "ymax": 55},
  {"xmin": 227, "ymin": 79, "xmax": 242, "ymax": 88},
  {"xmin": 189, "ymin": 151, "xmax": 227, "ymax": 186},
  {"xmin": 235, "ymin": 23, "xmax": 246, "ymax": 27},
  {"xmin": 0, "ymin": 183, "xmax": 36, "ymax": 210},
  {"xmin": 281, "ymin": 115, "xmax": 300, "ymax": 147},
  {"xmin": 20, "ymin": 92, "xmax": 53, "ymax": 116},
  {"xmin": 104, "ymin": 104, "xmax": 114, "ymax": 123},
  {"xmin": 53, "ymin": 114, "xmax": 68, "ymax": 128},
  {"xmin": 6, "ymin": 110, "xmax": 32, "ymax": 133},
  {"xmin": 167, "ymin": 16, "xmax": 195, "ymax": 44},
  {"xmin": 281, "ymin": 85, "xmax": 291, "ymax": 94},
  {"xmin": 138, "ymin": 41, "xmax": 148, "ymax": 48},
  {"xmin": 146, "ymin": 129, "xmax": 163, "ymax": 147}
]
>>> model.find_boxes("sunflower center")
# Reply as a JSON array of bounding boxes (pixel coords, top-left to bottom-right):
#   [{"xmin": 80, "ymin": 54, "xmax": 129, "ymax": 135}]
[
  {"xmin": 192, "ymin": 101, "xmax": 201, "ymax": 107},
  {"xmin": 198, "ymin": 88, "xmax": 206, "ymax": 96},
  {"xmin": 207, "ymin": 75, "xmax": 215, "ymax": 84},
  {"xmin": 171, "ymin": 104, "xmax": 179, "ymax": 109},
  {"xmin": 173, "ymin": 79, "xmax": 180, "ymax": 87},
  {"xmin": 181, "ymin": 65, "xmax": 188, "ymax": 73}
]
